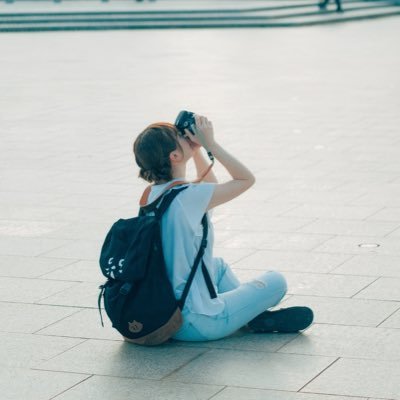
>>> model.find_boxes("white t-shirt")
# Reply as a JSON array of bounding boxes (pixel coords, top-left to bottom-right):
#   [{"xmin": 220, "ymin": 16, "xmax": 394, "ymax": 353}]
[{"xmin": 146, "ymin": 179, "xmax": 225, "ymax": 316}]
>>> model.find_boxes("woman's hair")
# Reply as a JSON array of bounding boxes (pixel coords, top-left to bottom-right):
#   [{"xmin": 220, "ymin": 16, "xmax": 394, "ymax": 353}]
[{"xmin": 133, "ymin": 122, "xmax": 183, "ymax": 184}]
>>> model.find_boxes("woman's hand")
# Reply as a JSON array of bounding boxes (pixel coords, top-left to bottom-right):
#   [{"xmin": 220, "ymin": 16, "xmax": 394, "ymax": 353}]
[{"xmin": 184, "ymin": 114, "xmax": 215, "ymax": 150}]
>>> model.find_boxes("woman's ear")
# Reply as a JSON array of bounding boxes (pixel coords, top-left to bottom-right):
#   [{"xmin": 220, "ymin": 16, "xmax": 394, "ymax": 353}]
[{"xmin": 169, "ymin": 150, "xmax": 183, "ymax": 164}]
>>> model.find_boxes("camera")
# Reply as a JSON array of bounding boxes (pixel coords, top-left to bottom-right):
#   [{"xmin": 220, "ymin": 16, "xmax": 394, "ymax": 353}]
[{"xmin": 175, "ymin": 110, "xmax": 196, "ymax": 135}]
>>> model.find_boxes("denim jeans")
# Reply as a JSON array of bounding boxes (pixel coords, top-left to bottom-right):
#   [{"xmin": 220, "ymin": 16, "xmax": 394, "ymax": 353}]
[{"xmin": 173, "ymin": 258, "xmax": 287, "ymax": 341}]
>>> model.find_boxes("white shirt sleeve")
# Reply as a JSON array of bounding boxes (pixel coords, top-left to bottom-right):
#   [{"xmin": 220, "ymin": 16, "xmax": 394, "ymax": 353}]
[{"xmin": 174, "ymin": 183, "xmax": 216, "ymax": 232}]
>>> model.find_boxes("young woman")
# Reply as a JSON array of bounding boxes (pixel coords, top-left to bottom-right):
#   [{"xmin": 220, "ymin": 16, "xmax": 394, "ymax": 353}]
[{"xmin": 133, "ymin": 114, "xmax": 313, "ymax": 342}]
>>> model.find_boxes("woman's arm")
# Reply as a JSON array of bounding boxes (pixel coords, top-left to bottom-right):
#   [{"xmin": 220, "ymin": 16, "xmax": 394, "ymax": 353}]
[
  {"xmin": 192, "ymin": 150, "xmax": 218, "ymax": 183},
  {"xmin": 186, "ymin": 115, "xmax": 255, "ymax": 210},
  {"xmin": 206, "ymin": 141, "xmax": 255, "ymax": 210}
]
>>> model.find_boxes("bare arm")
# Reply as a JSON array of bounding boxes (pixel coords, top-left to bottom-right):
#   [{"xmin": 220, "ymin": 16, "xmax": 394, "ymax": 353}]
[
  {"xmin": 206, "ymin": 141, "xmax": 255, "ymax": 210},
  {"xmin": 192, "ymin": 150, "xmax": 218, "ymax": 183},
  {"xmin": 185, "ymin": 115, "xmax": 255, "ymax": 210}
]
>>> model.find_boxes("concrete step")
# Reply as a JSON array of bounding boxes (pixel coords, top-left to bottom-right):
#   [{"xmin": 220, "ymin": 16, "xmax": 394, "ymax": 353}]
[{"xmin": 1, "ymin": 0, "xmax": 399, "ymax": 31}]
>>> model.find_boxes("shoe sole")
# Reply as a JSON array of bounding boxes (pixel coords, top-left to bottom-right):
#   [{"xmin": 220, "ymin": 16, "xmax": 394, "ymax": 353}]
[{"xmin": 249, "ymin": 306, "xmax": 314, "ymax": 333}]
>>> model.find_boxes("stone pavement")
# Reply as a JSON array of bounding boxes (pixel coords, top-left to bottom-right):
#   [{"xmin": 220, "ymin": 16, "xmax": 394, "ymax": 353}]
[{"xmin": 1, "ymin": 17, "xmax": 400, "ymax": 400}]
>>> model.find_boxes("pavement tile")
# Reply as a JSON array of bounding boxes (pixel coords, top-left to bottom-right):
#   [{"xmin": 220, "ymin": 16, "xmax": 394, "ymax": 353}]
[
  {"xmin": 53, "ymin": 375, "xmax": 222, "ymax": 400},
  {"xmin": 380, "ymin": 309, "xmax": 400, "ymax": 328},
  {"xmin": 212, "ymin": 387, "xmax": 367, "ymax": 400},
  {"xmin": 280, "ymin": 295, "xmax": 399, "ymax": 326},
  {"xmin": 354, "ymin": 277, "xmax": 400, "ymax": 301},
  {"xmin": 222, "ymin": 231, "xmax": 332, "ymax": 251},
  {"xmin": 38, "ymin": 281, "xmax": 101, "ymax": 308},
  {"xmin": 267, "ymin": 190, "xmax": 362, "ymax": 206},
  {"xmin": 37, "ymin": 308, "xmax": 122, "ymax": 340},
  {"xmin": 387, "ymin": 226, "xmax": 400, "ymax": 237},
  {"xmin": 50, "ymin": 206, "xmax": 132, "ymax": 223},
  {"xmin": 302, "ymin": 358, "xmax": 400, "ymax": 399},
  {"xmin": 41, "ymin": 239, "xmax": 102, "ymax": 260},
  {"xmin": 233, "ymin": 250, "xmax": 351, "ymax": 273},
  {"xmin": 0, "ymin": 276, "xmax": 78, "ymax": 303},
  {"xmin": 0, "ymin": 219, "xmax": 70, "ymax": 238},
  {"xmin": 333, "ymin": 254, "xmax": 400, "ymax": 278},
  {"xmin": 174, "ymin": 328, "xmax": 299, "ymax": 353},
  {"xmin": 312, "ymin": 235, "xmax": 400, "ymax": 256},
  {"xmin": 42, "ymin": 220, "xmax": 112, "ymax": 241},
  {"xmin": 213, "ymin": 247, "xmax": 257, "ymax": 265},
  {"xmin": 46, "ymin": 193, "xmax": 132, "ymax": 210},
  {"xmin": 0, "ymin": 255, "xmax": 75, "ymax": 278},
  {"xmin": 278, "ymin": 323, "xmax": 400, "ymax": 360},
  {"xmin": 297, "ymin": 219, "xmax": 399, "ymax": 237},
  {"xmin": 214, "ymin": 215, "xmax": 313, "ymax": 232},
  {"xmin": 214, "ymin": 200, "xmax": 298, "ymax": 217},
  {"xmin": 0, "ymin": 191, "xmax": 66, "ymax": 207},
  {"xmin": 367, "ymin": 206, "xmax": 400, "ymax": 222},
  {"xmin": 166, "ymin": 349, "xmax": 336, "ymax": 392},
  {"xmin": 282, "ymin": 204, "xmax": 382, "ymax": 220},
  {"xmin": 283, "ymin": 272, "xmax": 375, "ymax": 298},
  {"xmin": 37, "ymin": 340, "xmax": 207, "ymax": 379},
  {"xmin": 0, "ymin": 331, "xmax": 85, "ymax": 368},
  {"xmin": 350, "ymin": 190, "xmax": 400, "ymax": 207},
  {"xmin": 0, "ymin": 236, "xmax": 73, "ymax": 257},
  {"xmin": 0, "ymin": 302, "xmax": 80, "ymax": 334},
  {"xmin": 41, "ymin": 260, "xmax": 105, "ymax": 282},
  {"xmin": 0, "ymin": 366, "xmax": 89, "ymax": 400},
  {"xmin": 0, "ymin": 205, "xmax": 66, "ymax": 220}
]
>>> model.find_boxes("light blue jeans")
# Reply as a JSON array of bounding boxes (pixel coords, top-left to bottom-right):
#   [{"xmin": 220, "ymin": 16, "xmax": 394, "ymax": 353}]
[{"xmin": 173, "ymin": 258, "xmax": 287, "ymax": 342}]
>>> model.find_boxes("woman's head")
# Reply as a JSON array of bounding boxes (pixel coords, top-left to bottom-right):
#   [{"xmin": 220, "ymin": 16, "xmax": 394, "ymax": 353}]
[{"xmin": 133, "ymin": 122, "xmax": 193, "ymax": 184}]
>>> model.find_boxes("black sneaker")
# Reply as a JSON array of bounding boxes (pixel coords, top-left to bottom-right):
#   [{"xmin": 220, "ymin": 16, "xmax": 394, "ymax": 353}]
[{"xmin": 248, "ymin": 306, "xmax": 314, "ymax": 333}]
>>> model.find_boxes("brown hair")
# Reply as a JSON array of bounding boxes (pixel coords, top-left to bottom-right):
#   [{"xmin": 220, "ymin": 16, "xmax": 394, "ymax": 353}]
[{"xmin": 133, "ymin": 122, "xmax": 183, "ymax": 184}]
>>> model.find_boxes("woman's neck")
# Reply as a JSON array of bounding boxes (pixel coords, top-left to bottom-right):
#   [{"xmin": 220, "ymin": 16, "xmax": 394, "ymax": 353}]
[{"xmin": 171, "ymin": 164, "xmax": 186, "ymax": 181}]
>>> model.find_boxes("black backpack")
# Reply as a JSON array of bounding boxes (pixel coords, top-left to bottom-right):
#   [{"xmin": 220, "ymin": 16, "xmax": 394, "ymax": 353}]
[{"xmin": 98, "ymin": 186, "xmax": 217, "ymax": 346}]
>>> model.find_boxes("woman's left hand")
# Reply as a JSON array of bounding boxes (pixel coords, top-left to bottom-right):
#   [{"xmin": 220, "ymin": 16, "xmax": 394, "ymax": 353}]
[{"xmin": 184, "ymin": 129, "xmax": 202, "ymax": 152}]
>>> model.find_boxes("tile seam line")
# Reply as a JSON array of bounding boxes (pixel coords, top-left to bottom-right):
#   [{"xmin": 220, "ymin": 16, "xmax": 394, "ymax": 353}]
[
  {"xmin": 376, "ymin": 304, "xmax": 400, "ymax": 328},
  {"xmin": 281, "ymin": 295, "xmax": 400, "ymax": 307},
  {"xmin": 35, "ymin": 239, "xmax": 79, "ymax": 258},
  {"xmin": 161, "ymin": 348, "xmax": 212, "ymax": 380},
  {"xmin": 208, "ymin": 383, "xmax": 369, "ymax": 398},
  {"xmin": 297, "ymin": 356, "xmax": 341, "ymax": 393},
  {"xmin": 276, "ymin": 349, "xmax": 400, "ymax": 362},
  {"xmin": 230, "ymin": 248, "xmax": 259, "ymax": 266},
  {"xmin": 32, "ymin": 281, "xmax": 82, "ymax": 304},
  {"xmin": 32, "ymin": 333, "xmax": 124, "ymax": 342},
  {"xmin": 303, "ymin": 388, "xmax": 368, "ymax": 399},
  {"xmin": 207, "ymin": 386, "xmax": 228, "ymax": 400},
  {"xmin": 383, "ymin": 223, "xmax": 400, "ymax": 238},
  {"xmin": 327, "ymin": 253, "xmax": 357, "ymax": 273},
  {"xmin": 286, "ymin": 293, "xmax": 400, "ymax": 303},
  {"xmin": 362, "ymin": 205, "xmax": 387, "ymax": 221},
  {"xmin": 350, "ymin": 276, "xmax": 382, "ymax": 299},
  {"xmin": 49, "ymin": 374, "xmax": 94, "ymax": 400},
  {"xmin": 33, "ymin": 307, "xmax": 84, "ymax": 335},
  {"xmin": 35, "ymin": 259, "xmax": 84, "ymax": 279},
  {"xmin": 0, "ymin": 299, "xmax": 97, "ymax": 310},
  {"xmin": 37, "ymin": 337, "xmax": 90, "ymax": 364}
]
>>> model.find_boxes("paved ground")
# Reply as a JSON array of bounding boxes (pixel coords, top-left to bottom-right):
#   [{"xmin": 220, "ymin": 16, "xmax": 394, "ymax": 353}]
[{"xmin": 1, "ymin": 17, "xmax": 400, "ymax": 400}]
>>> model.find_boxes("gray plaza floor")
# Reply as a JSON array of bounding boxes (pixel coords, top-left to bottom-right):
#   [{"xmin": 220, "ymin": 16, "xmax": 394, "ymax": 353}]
[{"xmin": 1, "ymin": 17, "xmax": 400, "ymax": 400}]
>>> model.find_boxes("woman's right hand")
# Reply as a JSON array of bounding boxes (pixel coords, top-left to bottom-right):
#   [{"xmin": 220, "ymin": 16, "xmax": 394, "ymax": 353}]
[{"xmin": 184, "ymin": 114, "xmax": 215, "ymax": 150}]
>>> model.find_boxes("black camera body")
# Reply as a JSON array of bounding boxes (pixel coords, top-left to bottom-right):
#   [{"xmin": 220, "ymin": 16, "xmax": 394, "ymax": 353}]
[{"xmin": 175, "ymin": 110, "xmax": 196, "ymax": 135}]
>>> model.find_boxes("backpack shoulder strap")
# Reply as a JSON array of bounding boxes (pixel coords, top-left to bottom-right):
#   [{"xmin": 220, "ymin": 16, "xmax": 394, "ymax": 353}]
[
  {"xmin": 139, "ymin": 180, "xmax": 187, "ymax": 207},
  {"xmin": 178, "ymin": 215, "xmax": 217, "ymax": 310},
  {"xmin": 154, "ymin": 186, "xmax": 188, "ymax": 218}
]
